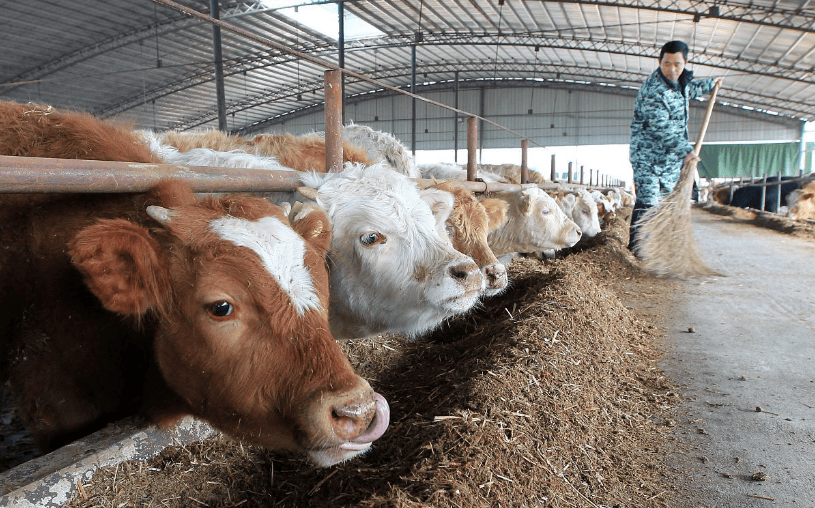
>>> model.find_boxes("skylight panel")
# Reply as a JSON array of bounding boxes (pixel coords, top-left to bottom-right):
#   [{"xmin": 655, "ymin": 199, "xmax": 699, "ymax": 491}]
[{"xmin": 260, "ymin": 0, "xmax": 384, "ymax": 40}]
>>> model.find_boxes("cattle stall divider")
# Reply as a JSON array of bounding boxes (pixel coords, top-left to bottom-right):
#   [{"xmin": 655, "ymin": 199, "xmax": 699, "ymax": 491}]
[
  {"xmin": 0, "ymin": 155, "xmax": 601, "ymax": 196},
  {"xmin": 703, "ymin": 172, "xmax": 814, "ymax": 214}
]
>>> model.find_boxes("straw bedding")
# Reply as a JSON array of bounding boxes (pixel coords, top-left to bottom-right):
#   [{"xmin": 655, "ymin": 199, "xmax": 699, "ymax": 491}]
[{"xmin": 66, "ymin": 208, "xmax": 688, "ymax": 508}]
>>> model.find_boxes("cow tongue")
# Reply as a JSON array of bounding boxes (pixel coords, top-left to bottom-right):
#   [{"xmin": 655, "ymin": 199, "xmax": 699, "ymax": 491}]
[{"xmin": 350, "ymin": 392, "xmax": 390, "ymax": 444}]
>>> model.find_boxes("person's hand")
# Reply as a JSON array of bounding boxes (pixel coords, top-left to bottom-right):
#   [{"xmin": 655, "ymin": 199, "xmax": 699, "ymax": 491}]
[
  {"xmin": 683, "ymin": 151, "xmax": 701, "ymax": 165},
  {"xmin": 713, "ymin": 76, "xmax": 724, "ymax": 87}
]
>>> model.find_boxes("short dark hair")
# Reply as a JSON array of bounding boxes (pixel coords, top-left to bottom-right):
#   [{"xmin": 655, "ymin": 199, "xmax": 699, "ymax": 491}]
[{"xmin": 660, "ymin": 41, "xmax": 689, "ymax": 61}]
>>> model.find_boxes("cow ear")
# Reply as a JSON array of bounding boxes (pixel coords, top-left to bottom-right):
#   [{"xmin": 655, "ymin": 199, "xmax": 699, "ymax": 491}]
[
  {"xmin": 518, "ymin": 190, "xmax": 534, "ymax": 215},
  {"xmin": 289, "ymin": 202, "xmax": 332, "ymax": 256},
  {"xmin": 297, "ymin": 186, "xmax": 319, "ymax": 201},
  {"xmin": 479, "ymin": 198, "xmax": 509, "ymax": 232},
  {"xmin": 803, "ymin": 192, "xmax": 815, "ymax": 200},
  {"xmin": 419, "ymin": 188, "xmax": 454, "ymax": 226},
  {"xmin": 69, "ymin": 219, "xmax": 169, "ymax": 316}
]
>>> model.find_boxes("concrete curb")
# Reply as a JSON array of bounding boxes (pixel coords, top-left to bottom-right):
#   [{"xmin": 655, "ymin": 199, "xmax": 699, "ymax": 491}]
[{"xmin": 0, "ymin": 416, "xmax": 216, "ymax": 508}]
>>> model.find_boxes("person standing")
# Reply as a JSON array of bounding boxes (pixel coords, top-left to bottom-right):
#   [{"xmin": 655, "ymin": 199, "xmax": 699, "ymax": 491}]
[{"xmin": 628, "ymin": 40, "xmax": 723, "ymax": 254}]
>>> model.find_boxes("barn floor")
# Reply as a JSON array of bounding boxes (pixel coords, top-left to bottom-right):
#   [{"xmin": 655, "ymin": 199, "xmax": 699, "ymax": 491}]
[
  {"xmin": 3, "ymin": 204, "xmax": 813, "ymax": 507},
  {"xmin": 657, "ymin": 207, "xmax": 815, "ymax": 507}
]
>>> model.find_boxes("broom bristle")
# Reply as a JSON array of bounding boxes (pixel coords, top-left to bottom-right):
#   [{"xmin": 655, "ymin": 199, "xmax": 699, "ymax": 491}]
[{"xmin": 634, "ymin": 160, "xmax": 721, "ymax": 277}]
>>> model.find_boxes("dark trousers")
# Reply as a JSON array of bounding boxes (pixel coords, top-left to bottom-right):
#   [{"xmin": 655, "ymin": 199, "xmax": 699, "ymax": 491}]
[{"xmin": 628, "ymin": 199, "xmax": 653, "ymax": 255}]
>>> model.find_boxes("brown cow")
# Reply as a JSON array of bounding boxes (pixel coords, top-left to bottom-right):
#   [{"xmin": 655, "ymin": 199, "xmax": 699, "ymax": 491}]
[{"xmin": 0, "ymin": 102, "xmax": 389, "ymax": 467}]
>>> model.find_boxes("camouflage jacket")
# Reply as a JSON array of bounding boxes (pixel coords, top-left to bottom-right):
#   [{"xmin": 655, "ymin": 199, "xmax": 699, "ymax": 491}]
[{"xmin": 630, "ymin": 68, "xmax": 716, "ymax": 160}]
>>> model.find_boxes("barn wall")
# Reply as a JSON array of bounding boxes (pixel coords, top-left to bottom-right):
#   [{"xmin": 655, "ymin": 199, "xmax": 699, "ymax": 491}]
[{"xmin": 256, "ymin": 83, "xmax": 804, "ymax": 151}]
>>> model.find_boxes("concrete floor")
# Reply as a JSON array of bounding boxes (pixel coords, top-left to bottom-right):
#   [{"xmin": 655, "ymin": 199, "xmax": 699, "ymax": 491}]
[{"xmin": 661, "ymin": 209, "xmax": 815, "ymax": 507}]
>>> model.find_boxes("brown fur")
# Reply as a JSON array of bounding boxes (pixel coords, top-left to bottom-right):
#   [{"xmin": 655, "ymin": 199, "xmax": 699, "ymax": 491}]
[
  {"xmin": 710, "ymin": 185, "xmax": 731, "ymax": 205},
  {"xmin": 0, "ymin": 101, "xmax": 158, "ymax": 162},
  {"xmin": 159, "ymin": 130, "xmax": 371, "ymax": 172},
  {"xmin": 433, "ymin": 182, "xmax": 508, "ymax": 269}
]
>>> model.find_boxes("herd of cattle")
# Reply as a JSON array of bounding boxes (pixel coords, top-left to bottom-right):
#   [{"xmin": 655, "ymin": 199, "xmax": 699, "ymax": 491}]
[
  {"xmin": 706, "ymin": 175, "xmax": 815, "ymax": 221},
  {"xmin": 4, "ymin": 98, "xmax": 809, "ymax": 472}
]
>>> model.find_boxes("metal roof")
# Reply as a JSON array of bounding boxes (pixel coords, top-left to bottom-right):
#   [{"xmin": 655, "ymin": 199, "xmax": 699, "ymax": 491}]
[{"xmin": 1, "ymin": 0, "xmax": 813, "ymax": 136}]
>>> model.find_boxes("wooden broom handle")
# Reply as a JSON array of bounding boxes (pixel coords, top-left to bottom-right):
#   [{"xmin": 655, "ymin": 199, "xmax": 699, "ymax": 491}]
[{"xmin": 693, "ymin": 80, "xmax": 721, "ymax": 155}]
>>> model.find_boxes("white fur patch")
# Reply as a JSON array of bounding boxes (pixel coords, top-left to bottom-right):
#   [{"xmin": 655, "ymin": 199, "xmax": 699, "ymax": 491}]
[{"xmin": 210, "ymin": 215, "xmax": 321, "ymax": 316}]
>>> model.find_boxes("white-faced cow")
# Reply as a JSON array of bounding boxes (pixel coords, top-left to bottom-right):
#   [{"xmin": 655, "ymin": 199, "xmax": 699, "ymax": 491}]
[
  {"xmin": 555, "ymin": 188, "xmax": 602, "ymax": 238},
  {"xmin": 295, "ymin": 163, "xmax": 483, "ymax": 339},
  {"xmin": 485, "ymin": 186, "xmax": 583, "ymax": 264}
]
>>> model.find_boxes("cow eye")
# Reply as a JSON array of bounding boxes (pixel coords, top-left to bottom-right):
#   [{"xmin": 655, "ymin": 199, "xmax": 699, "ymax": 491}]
[
  {"xmin": 582, "ymin": 208, "xmax": 590, "ymax": 215},
  {"xmin": 207, "ymin": 301, "xmax": 233, "ymax": 317},
  {"xmin": 541, "ymin": 207, "xmax": 550, "ymax": 215},
  {"xmin": 360, "ymin": 231, "xmax": 385, "ymax": 246}
]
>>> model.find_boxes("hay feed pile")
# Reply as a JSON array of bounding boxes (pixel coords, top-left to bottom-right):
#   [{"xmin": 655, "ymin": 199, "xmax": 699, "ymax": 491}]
[{"xmin": 68, "ymin": 212, "xmax": 682, "ymax": 508}]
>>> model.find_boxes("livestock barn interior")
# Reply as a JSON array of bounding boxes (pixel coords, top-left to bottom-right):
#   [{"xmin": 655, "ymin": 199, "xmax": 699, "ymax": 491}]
[{"xmin": 1, "ymin": 1, "xmax": 815, "ymax": 507}]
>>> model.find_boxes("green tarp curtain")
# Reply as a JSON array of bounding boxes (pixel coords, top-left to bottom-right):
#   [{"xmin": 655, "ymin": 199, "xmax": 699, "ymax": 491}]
[{"xmin": 698, "ymin": 142, "xmax": 809, "ymax": 179}]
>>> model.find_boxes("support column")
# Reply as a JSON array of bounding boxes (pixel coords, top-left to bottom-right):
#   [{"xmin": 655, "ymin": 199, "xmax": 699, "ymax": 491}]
[
  {"xmin": 324, "ymin": 70, "xmax": 344, "ymax": 172},
  {"xmin": 210, "ymin": 0, "xmax": 227, "ymax": 131}
]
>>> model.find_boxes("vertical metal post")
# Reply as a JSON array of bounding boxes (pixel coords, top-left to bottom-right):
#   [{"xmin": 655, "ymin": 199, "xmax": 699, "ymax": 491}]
[
  {"xmin": 580, "ymin": 165, "xmax": 585, "ymax": 185},
  {"xmin": 467, "ymin": 116, "xmax": 477, "ymax": 181},
  {"xmin": 520, "ymin": 139, "xmax": 529, "ymax": 185},
  {"xmin": 760, "ymin": 173, "xmax": 767, "ymax": 211},
  {"xmin": 567, "ymin": 162, "xmax": 573, "ymax": 184},
  {"xmin": 338, "ymin": 1, "xmax": 346, "ymax": 125},
  {"xmin": 411, "ymin": 44, "xmax": 417, "ymax": 155},
  {"xmin": 550, "ymin": 154, "xmax": 557, "ymax": 182},
  {"xmin": 210, "ymin": 0, "xmax": 227, "ymax": 131},
  {"xmin": 478, "ymin": 86, "xmax": 486, "ymax": 161},
  {"xmin": 324, "ymin": 70, "xmax": 344, "ymax": 172},
  {"xmin": 775, "ymin": 173, "xmax": 783, "ymax": 212},
  {"xmin": 454, "ymin": 71, "xmax": 459, "ymax": 163}
]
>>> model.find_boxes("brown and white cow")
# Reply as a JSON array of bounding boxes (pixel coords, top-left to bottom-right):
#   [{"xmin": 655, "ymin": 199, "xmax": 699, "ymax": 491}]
[
  {"xmin": 151, "ymin": 129, "xmax": 371, "ymax": 172},
  {"xmin": 296, "ymin": 163, "xmax": 484, "ymax": 339},
  {"xmin": 429, "ymin": 181, "xmax": 510, "ymax": 296},
  {"xmin": 788, "ymin": 180, "xmax": 815, "ymax": 221},
  {"xmin": 485, "ymin": 186, "xmax": 583, "ymax": 264},
  {"xmin": 0, "ymin": 181, "xmax": 389, "ymax": 467},
  {"xmin": 0, "ymin": 101, "xmax": 389, "ymax": 467}
]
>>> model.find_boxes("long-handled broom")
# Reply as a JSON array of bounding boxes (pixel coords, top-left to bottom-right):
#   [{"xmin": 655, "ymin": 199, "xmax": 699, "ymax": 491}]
[{"xmin": 633, "ymin": 81, "xmax": 721, "ymax": 277}]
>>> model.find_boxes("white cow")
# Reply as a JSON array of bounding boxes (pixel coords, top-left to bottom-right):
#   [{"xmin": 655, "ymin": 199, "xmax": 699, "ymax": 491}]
[
  {"xmin": 485, "ymin": 186, "xmax": 583, "ymax": 264},
  {"xmin": 297, "ymin": 163, "xmax": 483, "ymax": 340},
  {"xmin": 556, "ymin": 189, "xmax": 602, "ymax": 237},
  {"xmin": 336, "ymin": 124, "xmax": 420, "ymax": 178}
]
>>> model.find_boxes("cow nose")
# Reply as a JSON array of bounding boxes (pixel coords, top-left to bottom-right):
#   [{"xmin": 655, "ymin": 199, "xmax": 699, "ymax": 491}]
[
  {"xmin": 484, "ymin": 263, "xmax": 507, "ymax": 289},
  {"xmin": 448, "ymin": 260, "xmax": 480, "ymax": 285},
  {"xmin": 330, "ymin": 395, "xmax": 376, "ymax": 441}
]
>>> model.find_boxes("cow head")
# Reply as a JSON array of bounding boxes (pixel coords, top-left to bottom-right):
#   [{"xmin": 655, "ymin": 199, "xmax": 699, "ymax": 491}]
[
  {"xmin": 68, "ymin": 180, "xmax": 389, "ymax": 467},
  {"xmin": 485, "ymin": 186, "xmax": 582, "ymax": 258},
  {"xmin": 299, "ymin": 163, "xmax": 483, "ymax": 339},
  {"xmin": 558, "ymin": 189, "xmax": 601, "ymax": 238},
  {"xmin": 788, "ymin": 190, "xmax": 815, "ymax": 221},
  {"xmin": 433, "ymin": 182, "xmax": 510, "ymax": 296}
]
